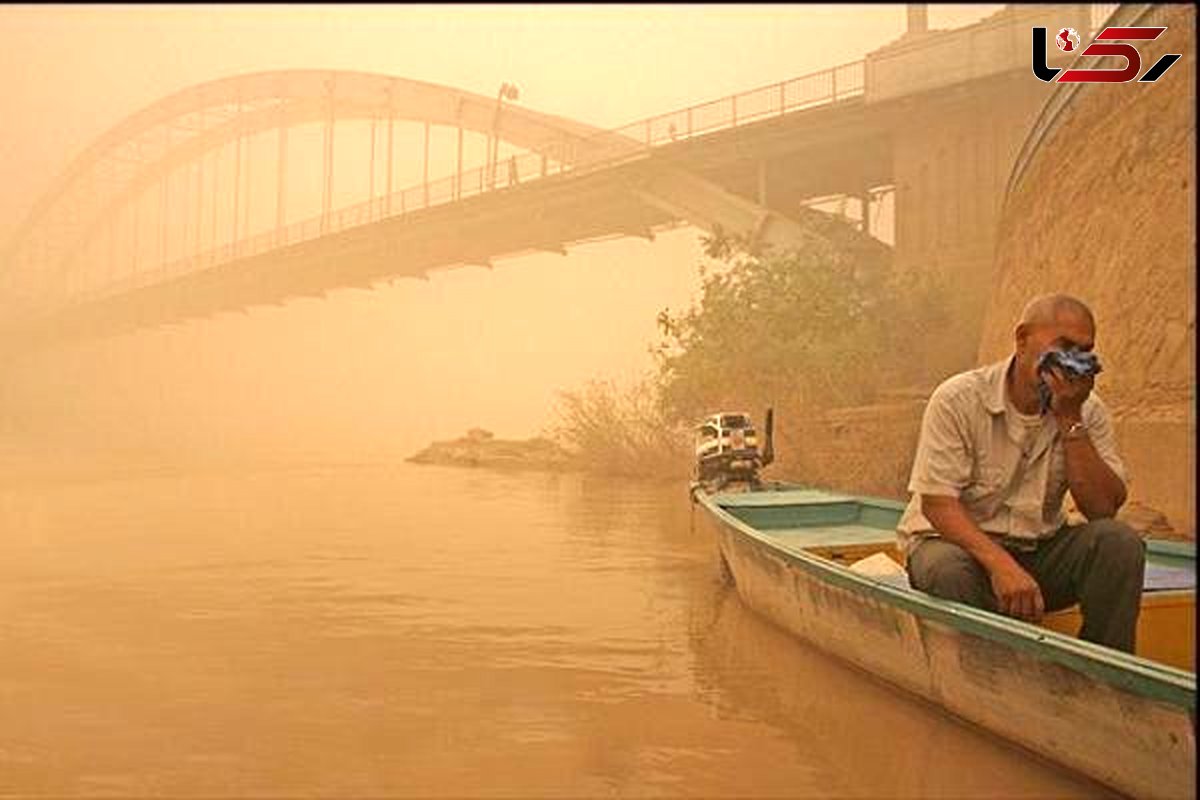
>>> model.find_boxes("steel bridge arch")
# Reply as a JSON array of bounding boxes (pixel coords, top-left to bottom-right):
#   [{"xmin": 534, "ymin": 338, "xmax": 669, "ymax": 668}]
[{"xmin": 3, "ymin": 69, "xmax": 613, "ymax": 299}]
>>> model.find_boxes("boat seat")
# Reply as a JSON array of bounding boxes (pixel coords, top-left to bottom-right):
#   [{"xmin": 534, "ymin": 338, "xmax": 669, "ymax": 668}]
[
  {"xmin": 765, "ymin": 524, "xmax": 896, "ymax": 548},
  {"xmin": 1143, "ymin": 562, "xmax": 1195, "ymax": 592},
  {"xmin": 871, "ymin": 572, "xmax": 912, "ymax": 590}
]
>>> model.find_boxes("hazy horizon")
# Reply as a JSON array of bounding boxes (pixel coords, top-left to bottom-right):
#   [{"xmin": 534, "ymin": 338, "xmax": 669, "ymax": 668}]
[{"xmin": 0, "ymin": 4, "xmax": 1004, "ymax": 462}]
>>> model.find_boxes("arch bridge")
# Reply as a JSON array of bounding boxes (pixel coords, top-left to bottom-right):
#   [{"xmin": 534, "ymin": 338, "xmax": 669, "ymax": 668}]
[
  {"xmin": 8, "ymin": 2, "xmax": 1094, "ymax": 352},
  {"xmin": 2, "ymin": 60, "xmax": 889, "ymax": 349}
]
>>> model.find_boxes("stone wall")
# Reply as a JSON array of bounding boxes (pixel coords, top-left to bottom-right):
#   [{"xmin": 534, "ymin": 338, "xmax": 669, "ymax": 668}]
[
  {"xmin": 978, "ymin": 5, "xmax": 1196, "ymax": 534},
  {"xmin": 769, "ymin": 398, "xmax": 925, "ymax": 501},
  {"xmin": 739, "ymin": 7, "xmax": 1194, "ymax": 540},
  {"xmin": 770, "ymin": 394, "xmax": 1188, "ymax": 540}
]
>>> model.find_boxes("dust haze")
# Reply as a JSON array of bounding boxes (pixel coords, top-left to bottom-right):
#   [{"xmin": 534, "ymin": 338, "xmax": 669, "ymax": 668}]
[{"xmin": 0, "ymin": 4, "xmax": 1001, "ymax": 466}]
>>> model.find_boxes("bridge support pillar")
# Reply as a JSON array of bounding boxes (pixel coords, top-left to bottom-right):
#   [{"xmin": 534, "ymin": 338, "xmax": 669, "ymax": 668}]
[
  {"xmin": 210, "ymin": 147, "xmax": 219, "ymax": 257},
  {"xmin": 242, "ymin": 126, "xmax": 252, "ymax": 243},
  {"xmin": 455, "ymin": 97, "xmax": 464, "ymax": 202},
  {"xmin": 158, "ymin": 172, "xmax": 168, "ymax": 268},
  {"xmin": 387, "ymin": 83, "xmax": 396, "ymax": 214},
  {"xmin": 233, "ymin": 99, "xmax": 243, "ymax": 245},
  {"xmin": 369, "ymin": 116, "xmax": 377, "ymax": 213},
  {"xmin": 321, "ymin": 77, "xmax": 335, "ymax": 234},
  {"xmin": 195, "ymin": 154, "xmax": 204, "ymax": 258},
  {"xmin": 276, "ymin": 113, "xmax": 287, "ymax": 246},
  {"xmin": 423, "ymin": 121, "xmax": 430, "ymax": 208}
]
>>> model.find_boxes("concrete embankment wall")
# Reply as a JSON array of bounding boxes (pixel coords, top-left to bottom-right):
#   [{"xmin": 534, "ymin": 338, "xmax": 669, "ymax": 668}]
[
  {"xmin": 770, "ymin": 398, "xmax": 924, "ymax": 501},
  {"xmin": 772, "ymin": 5, "xmax": 1195, "ymax": 538},
  {"xmin": 980, "ymin": 5, "xmax": 1195, "ymax": 535}
]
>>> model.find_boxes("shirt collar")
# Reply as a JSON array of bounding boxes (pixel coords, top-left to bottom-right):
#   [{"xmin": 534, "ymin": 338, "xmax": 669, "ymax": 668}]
[
  {"xmin": 987, "ymin": 354, "xmax": 1057, "ymax": 458},
  {"xmin": 983, "ymin": 355, "xmax": 1015, "ymax": 416}
]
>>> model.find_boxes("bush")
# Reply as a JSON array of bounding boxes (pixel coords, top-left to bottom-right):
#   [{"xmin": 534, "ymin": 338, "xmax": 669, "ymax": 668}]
[{"xmin": 548, "ymin": 376, "xmax": 692, "ymax": 478}]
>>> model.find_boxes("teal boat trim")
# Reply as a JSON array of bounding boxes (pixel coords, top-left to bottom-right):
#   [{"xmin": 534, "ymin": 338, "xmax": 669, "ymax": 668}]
[
  {"xmin": 696, "ymin": 490, "xmax": 1197, "ymax": 710},
  {"xmin": 1148, "ymin": 539, "xmax": 1197, "ymax": 559}
]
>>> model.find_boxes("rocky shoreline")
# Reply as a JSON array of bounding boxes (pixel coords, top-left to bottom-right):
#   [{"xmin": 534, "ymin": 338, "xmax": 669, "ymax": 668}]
[{"xmin": 406, "ymin": 428, "xmax": 575, "ymax": 471}]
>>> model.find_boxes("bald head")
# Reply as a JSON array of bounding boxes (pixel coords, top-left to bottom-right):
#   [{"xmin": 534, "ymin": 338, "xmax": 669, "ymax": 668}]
[
  {"xmin": 1012, "ymin": 292, "xmax": 1097, "ymax": 379},
  {"xmin": 1018, "ymin": 293, "xmax": 1095, "ymax": 331},
  {"xmin": 1008, "ymin": 293, "xmax": 1099, "ymax": 408}
]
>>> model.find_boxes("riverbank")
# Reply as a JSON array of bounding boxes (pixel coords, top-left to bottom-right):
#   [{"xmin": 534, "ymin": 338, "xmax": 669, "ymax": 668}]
[{"xmin": 406, "ymin": 428, "xmax": 575, "ymax": 470}]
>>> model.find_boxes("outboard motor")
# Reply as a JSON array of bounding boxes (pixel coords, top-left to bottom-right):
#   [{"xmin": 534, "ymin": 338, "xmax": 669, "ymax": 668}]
[{"xmin": 694, "ymin": 407, "xmax": 775, "ymax": 492}]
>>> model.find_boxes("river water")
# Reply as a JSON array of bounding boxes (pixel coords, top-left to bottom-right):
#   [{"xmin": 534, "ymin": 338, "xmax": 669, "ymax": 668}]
[{"xmin": 0, "ymin": 458, "xmax": 1113, "ymax": 797}]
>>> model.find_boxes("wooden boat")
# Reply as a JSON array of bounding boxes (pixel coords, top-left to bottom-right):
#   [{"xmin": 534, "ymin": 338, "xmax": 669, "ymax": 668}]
[{"xmin": 691, "ymin": 481, "xmax": 1196, "ymax": 799}]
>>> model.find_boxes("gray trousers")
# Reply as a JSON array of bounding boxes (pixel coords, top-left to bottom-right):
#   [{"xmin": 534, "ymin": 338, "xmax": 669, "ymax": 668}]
[{"xmin": 907, "ymin": 519, "xmax": 1146, "ymax": 653}]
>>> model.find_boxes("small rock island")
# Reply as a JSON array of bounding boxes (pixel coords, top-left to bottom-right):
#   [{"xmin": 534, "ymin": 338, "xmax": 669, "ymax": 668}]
[{"xmin": 407, "ymin": 428, "xmax": 574, "ymax": 470}]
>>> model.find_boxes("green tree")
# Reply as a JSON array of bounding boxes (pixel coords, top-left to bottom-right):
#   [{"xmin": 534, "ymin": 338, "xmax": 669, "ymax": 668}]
[
  {"xmin": 552, "ymin": 211, "xmax": 948, "ymax": 477},
  {"xmin": 653, "ymin": 219, "xmax": 945, "ymax": 426}
]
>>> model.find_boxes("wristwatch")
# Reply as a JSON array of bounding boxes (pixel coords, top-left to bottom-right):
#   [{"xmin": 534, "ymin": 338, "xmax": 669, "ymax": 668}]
[{"xmin": 1062, "ymin": 420, "xmax": 1088, "ymax": 440}]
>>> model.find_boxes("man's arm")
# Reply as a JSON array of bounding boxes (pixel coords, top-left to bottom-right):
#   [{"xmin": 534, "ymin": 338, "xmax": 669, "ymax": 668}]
[
  {"xmin": 921, "ymin": 494, "xmax": 1045, "ymax": 622},
  {"xmin": 907, "ymin": 382, "xmax": 1045, "ymax": 622},
  {"xmin": 1059, "ymin": 430, "xmax": 1127, "ymax": 519},
  {"xmin": 1045, "ymin": 370, "xmax": 1127, "ymax": 519}
]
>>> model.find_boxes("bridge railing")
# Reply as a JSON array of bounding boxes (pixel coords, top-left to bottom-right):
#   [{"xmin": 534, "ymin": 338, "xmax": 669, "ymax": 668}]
[{"xmin": 76, "ymin": 59, "xmax": 866, "ymax": 305}]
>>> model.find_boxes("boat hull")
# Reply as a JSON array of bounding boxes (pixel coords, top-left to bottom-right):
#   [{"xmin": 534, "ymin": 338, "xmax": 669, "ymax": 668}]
[{"xmin": 695, "ymin": 493, "xmax": 1196, "ymax": 800}]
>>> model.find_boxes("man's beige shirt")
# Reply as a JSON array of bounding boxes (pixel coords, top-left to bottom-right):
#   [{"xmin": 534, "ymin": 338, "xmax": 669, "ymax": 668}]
[{"xmin": 897, "ymin": 355, "xmax": 1128, "ymax": 555}]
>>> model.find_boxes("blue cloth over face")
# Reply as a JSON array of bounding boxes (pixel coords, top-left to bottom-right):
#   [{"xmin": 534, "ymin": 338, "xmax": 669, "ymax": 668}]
[{"xmin": 1036, "ymin": 349, "xmax": 1103, "ymax": 414}]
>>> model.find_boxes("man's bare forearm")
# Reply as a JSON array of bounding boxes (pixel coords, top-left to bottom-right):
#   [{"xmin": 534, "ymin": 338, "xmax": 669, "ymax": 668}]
[
  {"xmin": 1061, "ymin": 433, "xmax": 1126, "ymax": 519},
  {"xmin": 920, "ymin": 494, "xmax": 1018, "ymax": 575},
  {"xmin": 1045, "ymin": 368, "xmax": 1127, "ymax": 520}
]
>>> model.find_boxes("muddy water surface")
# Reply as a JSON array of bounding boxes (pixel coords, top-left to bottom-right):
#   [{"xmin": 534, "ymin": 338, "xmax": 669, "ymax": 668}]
[{"xmin": 0, "ymin": 459, "xmax": 1114, "ymax": 797}]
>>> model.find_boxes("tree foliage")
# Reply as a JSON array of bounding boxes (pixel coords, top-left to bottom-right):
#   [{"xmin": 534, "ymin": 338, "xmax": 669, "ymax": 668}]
[
  {"xmin": 652, "ymin": 219, "xmax": 947, "ymax": 426},
  {"xmin": 551, "ymin": 211, "xmax": 949, "ymax": 477}
]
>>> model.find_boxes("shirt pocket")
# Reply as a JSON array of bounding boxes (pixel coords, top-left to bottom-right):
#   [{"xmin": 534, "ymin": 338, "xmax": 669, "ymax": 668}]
[{"xmin": 963, "ymin": 464, "xmax": 1007, "ymax": 515}]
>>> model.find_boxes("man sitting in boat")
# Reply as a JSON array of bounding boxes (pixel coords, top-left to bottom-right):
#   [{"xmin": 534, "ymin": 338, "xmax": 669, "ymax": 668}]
[{"xmin": 897, "ymin": 293, "xmax": 1144, "ymax": 652}]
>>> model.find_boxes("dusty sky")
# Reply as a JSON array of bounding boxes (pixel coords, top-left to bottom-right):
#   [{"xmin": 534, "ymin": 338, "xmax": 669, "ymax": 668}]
[{"xmin": 0, "ymin": 4, "xmax": 1003, "ymax": 461}]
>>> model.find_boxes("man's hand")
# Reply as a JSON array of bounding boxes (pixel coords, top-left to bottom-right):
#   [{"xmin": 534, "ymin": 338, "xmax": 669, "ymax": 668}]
[
  {"xmin": 921, "ymin": 495, "xmax": 1046, "ymax": 623},
  {"xmin": 1043, "ymin": 365, "xmax": 1093, "ymax": 424},
  {"xmin": 988, "ymin": 559, "xmax": 1045, "ymax": 622}
]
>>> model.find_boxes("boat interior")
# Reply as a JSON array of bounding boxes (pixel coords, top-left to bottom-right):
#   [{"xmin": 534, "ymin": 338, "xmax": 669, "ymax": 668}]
[{"xmin": 713, "ymin": 487, "xmax": 1197, "ymax": 672}]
